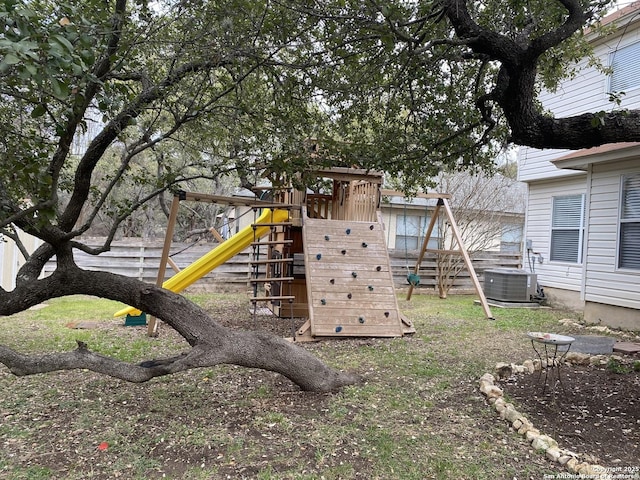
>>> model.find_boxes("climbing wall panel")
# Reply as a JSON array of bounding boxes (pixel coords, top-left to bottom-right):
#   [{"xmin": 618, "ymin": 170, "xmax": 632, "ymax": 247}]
[{"xmin": 303, "ymin": 217, "xmax": 404, "ymax": 337}]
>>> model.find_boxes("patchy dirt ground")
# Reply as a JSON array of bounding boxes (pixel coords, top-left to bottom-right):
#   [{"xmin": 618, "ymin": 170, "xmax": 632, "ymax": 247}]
[
  {"xmin": 219, "ymin": 303, "xmax": 640, "ymax": 471},
  {"xmin": 499, "ymin": 361, "xmax": 640, "ymax": 468},
  {"xmin": 225, "ymin": 306, "xmax": 640, "ymax": 471},
  {"xmin": 2, "ymin": 294, "xmax": 640, "ymax": 479}
]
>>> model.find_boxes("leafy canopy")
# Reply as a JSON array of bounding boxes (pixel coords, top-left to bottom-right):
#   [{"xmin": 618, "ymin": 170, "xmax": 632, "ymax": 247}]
[{"xmin": 0, "ymin": 0, "xmax": 621, "ymax": 238}]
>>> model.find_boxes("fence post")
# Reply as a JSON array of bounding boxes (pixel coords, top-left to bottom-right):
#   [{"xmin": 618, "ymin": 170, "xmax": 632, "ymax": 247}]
[{"xmin": 138, "ymin": 245, "xmax": 145, "ymax": 280}]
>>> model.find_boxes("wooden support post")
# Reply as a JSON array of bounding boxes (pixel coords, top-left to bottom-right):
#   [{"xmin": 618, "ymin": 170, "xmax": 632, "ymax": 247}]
[
  {"xmin": 346, "ymin": 181, "xmax": 355, "ymax": 220},
  {"xmin": 148, "ymin": 193, "xmax": 182, "ymax": 336},
  {"xmin": 208, "ymin": 227, "xmax": 224, "ymax": 243},
  {"xmin": 167, "ymin": 257, "xmax": 181, "ymax": 274},
  {"xmin": 441, "ymin": 198, "xmax": 494, "ymax": 320},
  {"xmin": 404, "ymin": 195, "xmax": 494, "ymax": 320}
]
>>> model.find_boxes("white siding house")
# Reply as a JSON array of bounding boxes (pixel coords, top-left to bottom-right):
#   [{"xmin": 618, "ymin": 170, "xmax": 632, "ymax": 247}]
[
  {"xmin": 0, "ymin": 230, "xmax": 42, "ymax": 291},
  {"xmin": 518, "ymin": 2, "xmax": 640, "ymax": 329},
  {"xmin": 381, "ymin": 172, "xmax": 526, "ymax": 254}
]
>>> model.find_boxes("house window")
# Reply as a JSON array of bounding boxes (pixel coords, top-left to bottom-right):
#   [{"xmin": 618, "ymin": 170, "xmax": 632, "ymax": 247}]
[
  {"xmin": 500, "ymin": 223, "xmax": 523, "ymax": 253},
  {"xmin": 550, "ymin": 194, "xmax": 585, "ymax": 263},
  {"xmin": 609, "ymin": 41, "xmax": 640, "ymax": 93},
  {"xmin": 396, "ymin": 214, "xmax": 439, "ymax": 250},
  {"xmin": 618, "ymin": 174, "xmax": 640, "ymax": 270}
]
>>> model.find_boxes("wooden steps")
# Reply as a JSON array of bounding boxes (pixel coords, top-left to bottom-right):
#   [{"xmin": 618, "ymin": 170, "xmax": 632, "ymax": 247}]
[{"xmin": 248, "ymin": 216, "xmax": 295, "ymax": 308}]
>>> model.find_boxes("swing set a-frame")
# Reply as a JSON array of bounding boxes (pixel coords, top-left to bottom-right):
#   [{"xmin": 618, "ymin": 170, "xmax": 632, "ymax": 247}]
[{"xmin": 382, "ymin": 190, "xmax": 494, "ymax": 320}]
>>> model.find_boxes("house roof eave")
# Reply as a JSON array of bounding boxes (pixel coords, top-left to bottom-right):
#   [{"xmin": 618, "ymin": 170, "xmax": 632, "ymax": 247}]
[
  {"xmin": 584, "ymin": 1, "xmax": 640, "ymax": 43},
  {"xmin": 551, "ymin": 142, "xmax": 640, "ymax": 171}
]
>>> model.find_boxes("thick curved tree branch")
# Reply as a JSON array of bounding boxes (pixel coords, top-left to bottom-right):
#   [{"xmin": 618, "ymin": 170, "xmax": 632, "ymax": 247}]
[
  {"xmin": 529, "ymin": 0, "xmax": 592, "ymax": 56},
  {"xmin": 442, "ymin": 0, "xmax": 640, "ymax": 149},
  {"xmin": 0, "ymin": 331, "xmax": 360, "ymax": 391},
  {"xmin": 0, "ymin": 266, "xmax": 360, "ymax": 392},
  {"xmin": 513, "ymin": 110, "xmax": 640, "ymax": 149},
  {"xmin": 443, "ymin": 0, "xmax": 522, "ymax": 65},
  {"xmin": 0, "ymin": 342, "xmax": 195, "ymax": 382}
]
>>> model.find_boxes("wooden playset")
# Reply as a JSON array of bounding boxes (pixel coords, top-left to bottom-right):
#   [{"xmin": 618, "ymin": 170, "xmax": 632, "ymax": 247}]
[
  {"xmin": 248, "ymin": 167, "xmax": 415, "ymax": 341},
  {"xmin": 140, "ymin": 166, "xmax": 492, "ymax": 340}
]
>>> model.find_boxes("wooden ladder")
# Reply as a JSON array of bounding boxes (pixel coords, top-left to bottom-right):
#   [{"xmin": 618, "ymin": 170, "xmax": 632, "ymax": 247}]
[{"xmin": 248, "ymin": 209, "xmax": 296, "ymax": 318}]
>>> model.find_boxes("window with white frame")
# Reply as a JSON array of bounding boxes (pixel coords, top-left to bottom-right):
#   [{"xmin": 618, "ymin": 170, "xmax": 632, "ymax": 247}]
[
  {"xmin": 618, "ymin": 173, "xmax": 640, "ymax": 270},
  {"xmin": 550, "ymin": 194, "xmax": 585, "ymax": 263},
  {"xmin": 609, "ymin": 41, "xmax": 640, "ymax": 93},
  {"xmin": 396, "ymin": 214, "xmax": 439, "ymax": 250},
  {"xmin": 500, "ymin": 223, "xmax": 523, "ymax": 253}
]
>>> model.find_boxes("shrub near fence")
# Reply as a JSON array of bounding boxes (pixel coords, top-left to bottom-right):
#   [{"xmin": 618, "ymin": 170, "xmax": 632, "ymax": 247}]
[{"xmin": 43, "ymin": 238, "xmax": 522, "ymax": 293}]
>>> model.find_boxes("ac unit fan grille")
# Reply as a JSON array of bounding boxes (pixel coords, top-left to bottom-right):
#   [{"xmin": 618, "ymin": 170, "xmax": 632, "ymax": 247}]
[{"xmin": 483, "ymin": 269, "xmax": 537, "ymax": 302}]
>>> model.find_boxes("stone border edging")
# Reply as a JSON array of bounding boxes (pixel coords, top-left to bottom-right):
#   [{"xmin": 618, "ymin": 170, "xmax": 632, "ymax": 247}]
[{"xmin": 478, "ymin": 351, "xmax": 631, "ymax": 480}]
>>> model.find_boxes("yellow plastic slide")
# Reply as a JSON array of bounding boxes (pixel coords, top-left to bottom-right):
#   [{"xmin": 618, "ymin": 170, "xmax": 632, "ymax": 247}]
[{"xmin": 114, "ymin": 208, "xmax": 289, "ymax": 317}]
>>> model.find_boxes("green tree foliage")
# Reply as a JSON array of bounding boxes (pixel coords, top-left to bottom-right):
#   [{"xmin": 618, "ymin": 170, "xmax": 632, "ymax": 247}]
[
  {"xmin": 0, "ymin": 0, "xmax": 326, "ymax": 243},
  {"xmin": 300, "ymin": 1, "xmax": 510, "ymax": 190},
  {"xmin": 0, "ymin": 0, "xmax": 357, "ymax": 391},
  {"xmin": 2, "ymin": 0, "xmax": 636, "ymax": 239},
  {"xmin": 283, "ymin": 0, "xmax": 638, "ymax": 190}
]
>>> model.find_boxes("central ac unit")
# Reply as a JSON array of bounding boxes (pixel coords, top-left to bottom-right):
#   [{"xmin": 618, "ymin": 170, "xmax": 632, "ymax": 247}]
[{"xmin": 483, "ymin": 268, "xmax": 537, "ymax": 302}]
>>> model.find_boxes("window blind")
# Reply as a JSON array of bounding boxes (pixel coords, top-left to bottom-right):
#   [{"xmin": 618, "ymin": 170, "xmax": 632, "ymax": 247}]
[
  {"xmin": 610, "ymin": 41, "xmax": 640, "ymax": 93},
  {"xmin": 618, "ymin": 174, "xmax": 640, "ymax": 269},
  {"xmin": 550, "ymin": 195, "xmax": 584, "ymax": 263}
]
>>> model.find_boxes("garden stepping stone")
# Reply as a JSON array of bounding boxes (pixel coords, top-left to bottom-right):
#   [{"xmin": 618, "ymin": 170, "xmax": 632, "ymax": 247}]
[
  {"xmin": 613, "ymin": 341, "xmax": 640, "ymax": 355},
  {"xmin": 558, "ymin": 335, "xmax": 616, "ymax": 355}
]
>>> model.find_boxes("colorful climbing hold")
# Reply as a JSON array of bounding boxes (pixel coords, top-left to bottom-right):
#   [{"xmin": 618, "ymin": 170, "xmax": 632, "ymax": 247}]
[
  {"xmin": 384, "ymin": 311, "xmax": 390, "ymax": 317},
  {"xmin": 358, "ymin": 316, "xmax": 365, "ymax": 324},
  {"xmin": 376, "ymin": 266, "xmax": 382, "ymax": 271},
  {"xmin": 361, "ymin": 242, "xmax": 368, "ymax": 248},
  {"xmin": 368, "ymin": 285, "xmax": 374, "ymax": 291},
  {"xmin": 341, "ymin": 249, "xmax": 346, "ymax": 255},
  {"xmin": 325, "ymin": 235, "xmax": 330, "ymax": 241},
  {"xmin": 330, "ymin": 278, "xmax": 335, "ymax": 284},
  {"xmin": 345, "ymin": 228, "xmax": 351, "ymax": 234},
  {"xmin": 321, "ymin": 298, "xmax": 326, "ymax": 305},
  {"xmin": 335, "ymin": 326, "xmax": 343, "ymax": 333},
  {"xmin": 316, "ymin": 253, "xmax": 322, "ymax": 260},
  {"xmin": 369, "ymin": 225, "xmax": 374, "ymax": 230},
  {"xmin": 347, "ymin": 293, "xmax": 352, "ymax": 299},
  {"xmin": 351, "ymin": 271, "xmax": 357, "ymax": 278}
]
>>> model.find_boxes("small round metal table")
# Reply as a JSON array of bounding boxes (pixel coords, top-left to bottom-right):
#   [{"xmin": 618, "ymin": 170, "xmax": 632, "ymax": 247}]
[{"xmin": 527, "ymin": 332, "xmax": 575, "ymax": 394}]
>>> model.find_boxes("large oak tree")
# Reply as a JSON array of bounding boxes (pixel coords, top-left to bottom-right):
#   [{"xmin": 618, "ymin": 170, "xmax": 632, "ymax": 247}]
[
  {"xmin": 1, "ymin": 0, "xmax": 636, "ymax": 389},
  {"xmin": 0, "ymin": 0, "xmax": 356, "ymax": 391},
  {"xmin": 298, "ymin": 0, "xmax": 638, "ymax": 191}
]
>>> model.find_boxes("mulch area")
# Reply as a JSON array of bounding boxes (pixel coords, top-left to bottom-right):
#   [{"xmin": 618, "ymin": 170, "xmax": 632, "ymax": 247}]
[{"xmin": 499, "ymin": 362, "xmax": 640, "ymax": 468}]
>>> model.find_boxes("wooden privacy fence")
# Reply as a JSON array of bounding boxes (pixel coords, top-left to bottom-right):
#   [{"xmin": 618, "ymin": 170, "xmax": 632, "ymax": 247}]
[
  {"xmin": 43, "ymin": 238, "xmax": 522, "ymax": 292},
  {"xmin": 42, "ymin": 238, "xmax": 253, "ymax": 290},
  {"xmin": 388, "ymin": 250, "xmax": 522, "ymax": 291}
]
